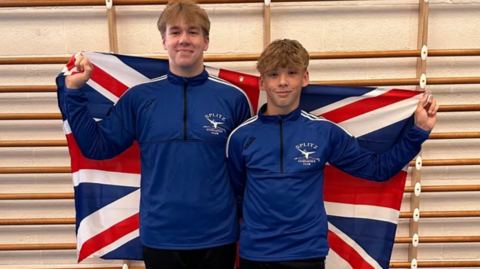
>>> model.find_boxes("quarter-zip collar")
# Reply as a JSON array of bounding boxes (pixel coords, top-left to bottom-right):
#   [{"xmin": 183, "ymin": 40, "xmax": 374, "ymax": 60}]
[
  {"xmin": 167, "ymin": 67, "xmax": 209, "ymax": 86},
  {"xmin": 257, "ymin": 104, "xmax": 301, "ymax": 124}
]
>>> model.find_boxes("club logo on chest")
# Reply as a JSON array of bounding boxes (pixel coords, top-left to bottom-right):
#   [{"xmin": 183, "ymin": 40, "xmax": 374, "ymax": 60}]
[
  {"xmin": 204, "ymin": 113, "xmax": 227, "ymax": 135},
  {"xmin": 294, "ymin": 143, "xmax": 320, "ymax": 165}
]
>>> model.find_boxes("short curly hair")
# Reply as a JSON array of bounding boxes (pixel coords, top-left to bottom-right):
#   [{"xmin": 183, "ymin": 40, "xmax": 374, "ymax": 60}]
[{"xmin": 257, "ymin": 39, "xmax": 310, "ymax": 76}]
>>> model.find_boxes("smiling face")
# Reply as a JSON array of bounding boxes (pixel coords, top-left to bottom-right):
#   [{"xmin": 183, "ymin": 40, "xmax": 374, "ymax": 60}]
[
  {"xmin": 157, "ymin": 0, "xmax": 211, "ymax": 77},
  {"xmin": 260, "ymin": 67, "xmax": 309, "ymax": 115},
  {"xmin": 257, "ymin": 39, "xmax": 310, "ymax": 115},
  {"xmin": 162, "ymin": 19, "xmax": 209, "ymax": 76}
]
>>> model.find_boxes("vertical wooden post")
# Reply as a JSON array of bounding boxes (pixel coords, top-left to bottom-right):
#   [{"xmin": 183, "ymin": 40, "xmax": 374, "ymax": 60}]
[
  {"xmin": 107, "ymin": 0, "xmax": 119, "ymax": 53},
  {"xmin": 263, "ymin": 1, "xmax": 271, "ymax": 48},
  {"xmin": 408, "ymin": 0, "xmax": 429, "ymax": 263}
]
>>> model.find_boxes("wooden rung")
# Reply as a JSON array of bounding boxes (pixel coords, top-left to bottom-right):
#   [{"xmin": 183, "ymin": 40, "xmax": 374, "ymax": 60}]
[
  {"xmin": 0, "ymin": 113, "xmax": 62, "ymax": 120},
  {"xmin": 0, "ymin": 140, "xmax": 68, "ymax": 147},
  {"xmin": 0, "ymin": 236, "xmax": 478, "ymax": 251},
  {"xmin": 429, "ymin": 132, "xmax": 480, "ymax": 139},
  {"xmin": 0, "ymin": 218, "xmax": 76, "ymax": 225},
  {"xmin": 405, "ymin": 185, "xmax": 480, "ymax": 192},
  {"xmin": 1, "ymin": 49, "xmax": 480, "ymax": 65},
  {"xmin": 439, "ymin": 104, "xmax": 480, "ymax": 112},
  {"xmin": 0, "ymin": 243, "xmax": 76, "ymax": 251},
  {"xmin": 395, "ymin": 236, "xmax": 480, "ymax": 243},
  {"xmin": 4, "ymin": 79, "xmax": 480, "ymax": 94},
  {"xmin": 0, "ymin": 159, "xmax": 478, "ymax": 176},
  {"xmin": 0, "ymin": 85, "xmax": 56, "ymax": 93},
  {"xmin": 0, "ymin": 159, "xmax": 469, "ymax": 173},
  {"xmin": 391, "ymin": 261, "xmax": 480, "ymax": 267},
  {"xmin": 0, "ymin": 185, "xmax": 480, "ymax": 200},
  {"xmin": 0, "ymin": 132, "xmax": 479, "ymax": 148},
  {"xmin": 0, "ymin": 193, "xmax": 74, "ymax": 200},
  {"xmin": 0, "ymin": 167, "xmax": 71, "ymax": 174},
  {"xmin": 1, "ymin": 185, "xmax": 477, "ymax": 200},
  {"xmin": 1, "ymin": 211, "xmax": 479, "ymax": 225},
  {"xmin": 408, "ymin": 158, "xmax": 480, "ymax": 166},
  {"xmin": 0, "ymin": 105, "xmax": 478, "ymax": 120},
  {"xmin": 399, "ymin": 210, "xmax": 480, "ymax": 218}
]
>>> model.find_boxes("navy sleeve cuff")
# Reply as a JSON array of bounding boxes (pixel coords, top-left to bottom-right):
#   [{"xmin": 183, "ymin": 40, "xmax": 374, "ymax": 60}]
[
  {"xmin": 412, "ymin": 124, "xmax": 432, "ymax": 139},
  {"xmin": 64, "ymin": 86, "xmax": 83, "ymax": 95}
]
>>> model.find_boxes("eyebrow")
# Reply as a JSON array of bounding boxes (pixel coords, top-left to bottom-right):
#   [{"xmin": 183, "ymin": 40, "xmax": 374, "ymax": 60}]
[
  {"xmin": 168, "ymin": 26, "xmax": 200, "ymax": 31},
  {"xmin": 169, "ymin": 26, "xmax": 181, "ymax": 31}
]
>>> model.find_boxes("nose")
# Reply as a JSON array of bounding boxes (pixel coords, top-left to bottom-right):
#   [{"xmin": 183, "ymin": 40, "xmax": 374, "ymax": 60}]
[
  {"xmin": 278, "ymin": 73, "xmax": 288, "ymax": 88},
  {"xmin": 179, "ymin": 31, "xmax": 190, "ymax": 46}
]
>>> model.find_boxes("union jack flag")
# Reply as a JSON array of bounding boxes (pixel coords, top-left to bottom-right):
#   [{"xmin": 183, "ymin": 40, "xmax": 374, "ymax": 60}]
[{"xmin": 56, "ymin": 52, "xmax": 422, "ymax": 268}]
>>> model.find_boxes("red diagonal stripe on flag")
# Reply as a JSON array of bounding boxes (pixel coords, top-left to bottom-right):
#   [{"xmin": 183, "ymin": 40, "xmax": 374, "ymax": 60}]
[
  {"xmin": 328, "ymin": 230, "xmax": 376, "ymax": 269},
  {"xmin": 66, "ymin": 55, "xmax": 76, "ymax": 71},
  {"xmin": 78, "ymin": 212, "xmax": 140, "ymax": 262},
  {"xmin": 324, "ymin": 166, "xmax": 406, "ymax": 210},
  {"xmin": 320, "ymin": 89, "xmax": 420, "ymax": 123},
  {"xmin": 66, "ymin": 134, "xmax": 141, "ymax": 174},
  {"xmin": 90, "ymin": 63, "xmax": 130, "ymax": 98},
  {"xmin": 218, "ymin": 69, "xmax": 260, "ymax": 112}
]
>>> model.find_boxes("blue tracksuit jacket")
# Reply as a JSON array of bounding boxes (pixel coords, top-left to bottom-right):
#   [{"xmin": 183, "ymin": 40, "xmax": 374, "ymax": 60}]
[
  {"xmin": 65, "ymin": 68, "xmax": 253, "ymax": 250},
  {"xmin": 226, "ymin": 104, "xmax": 430, "ymax": 261}
]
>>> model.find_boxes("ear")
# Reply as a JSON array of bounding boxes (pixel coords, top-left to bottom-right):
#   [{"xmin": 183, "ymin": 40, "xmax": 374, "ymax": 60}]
[
  {"xmin": 162, "ymin": 36, "xmax": 167, "ymax": 51},
  {"xmin": 302, "ymin": 70, "xmax": 310, "ymax": 87},
  {"xmin": 204, "ymin": 36, "xmax": 210, "ymax": 51},
  {"xmin": 259, "ymin": 76, "xmax": 266, "ymax": 92}
]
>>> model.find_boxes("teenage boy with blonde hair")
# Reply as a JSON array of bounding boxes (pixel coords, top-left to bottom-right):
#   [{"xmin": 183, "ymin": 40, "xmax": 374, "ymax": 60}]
[
  {"xmin": 63, "ymin": 1, "xmax": 252, "ymax": 268},
  {"xmin": 227, "ymin": 39, "xmax": 438, "ymax": 269}
]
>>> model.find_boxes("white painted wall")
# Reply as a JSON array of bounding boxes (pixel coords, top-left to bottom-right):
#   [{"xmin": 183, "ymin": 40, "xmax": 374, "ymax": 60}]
[{"xmin": 0, "ymin": 0, "xmax": 479, "ymax": 268}]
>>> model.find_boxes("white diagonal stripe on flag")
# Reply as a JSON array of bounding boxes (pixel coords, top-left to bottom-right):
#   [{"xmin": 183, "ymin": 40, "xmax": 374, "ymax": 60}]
[
  {"xmin": 87, "ymin": 229, "xmax": 139, "ymax": 259},
  {"xmin": 63, "ymin": 120, "xmax": 72, "ymax": 135},
  {"xmin": 325, "ymin": 202, "xmax": 399, "ymax": 224},
  {"xmin": 85, "ymin": 52, "xmax": 151, "ymax": 88},
  {"xmin": 336, "ymin": 94, "xmax": 422, "ymax": 137},
  {"xmin": 73, "ymin": 169, "xmax": 140, "ymax": 188},
  {"xmin": 86, "ymin": 78, "xmax": 119, "ymax": 103},
  {"xmin": 328, "ymin": 222, "xmax": 383, "ymax": 269},
  {"xmin": 77, "ymin": 189, "xmax": 140, "ymax": 252},
  {"xmin": 309, "ymin": 87, "xmax": 393, "ymax": 116}
]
